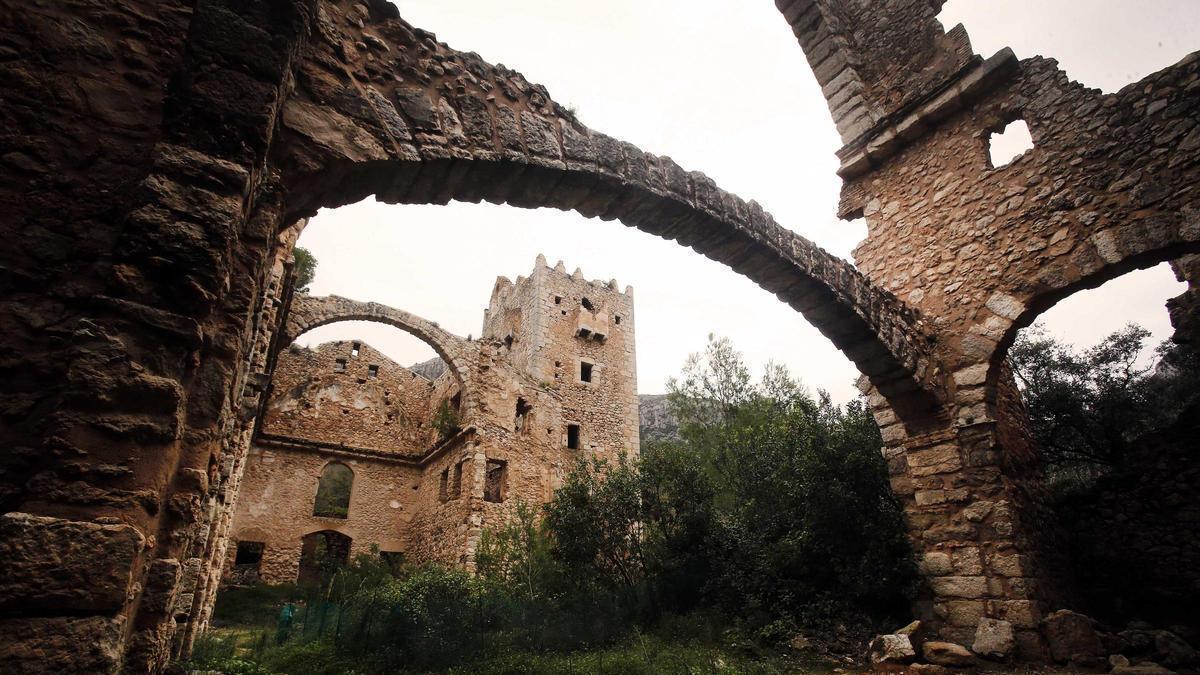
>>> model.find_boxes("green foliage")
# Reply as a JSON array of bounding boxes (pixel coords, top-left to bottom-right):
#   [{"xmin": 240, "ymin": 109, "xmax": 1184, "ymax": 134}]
[
  {"xmin": 433, "ymin": 398, "xmax": 462, "ymax": 441},
  {"xmin": 212, "ymin": 584, "xmax": 307, "ymax": 627},
  {"xmin": 293, "ymin": 246, "xmax": 317, "ymax": 292},
  {"xmin": 313, "ymin": 464, "xmax": 353, "ymax": 518},
  {"xmin": 475, "ymin": 500, "xmax": 555, "ymax": 601},
  {"xmin": 663, "ymin": 335, "xmax": 916, "ymax": 632},
  {"xmin": 1010, "ymin": 322, "xmax": 1200, "ymax": 489}
]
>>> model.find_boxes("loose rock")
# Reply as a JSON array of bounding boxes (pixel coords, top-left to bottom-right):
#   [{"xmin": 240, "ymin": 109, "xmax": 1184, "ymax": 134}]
[
  {"xmin": 1042, "ymin": 609, "xmax": 1105, "ymax": 663},
  {"xmin": 972, "ymin": 617, "xmax": 1014, "ymax": 660},
  {"xmin": 869, "ymin": 633, "xmax": 917, "ymax": 665},
  {"xmin": 922, "ymin": 641, "xmax": 976, "ymax": 668}
]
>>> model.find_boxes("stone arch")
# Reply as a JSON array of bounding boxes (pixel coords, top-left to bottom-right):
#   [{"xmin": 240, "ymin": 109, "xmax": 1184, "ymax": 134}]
[
  {"xmin": 982, "ymin": 230, "xmax": 1200, "ymax": 393},
  {"xmin": 267, "ymin": 0, "xmax": 939, "ymax": 410},
  {"xmin": 298, "ymin": 529, "xmax": 353, "ymax": 584},
  {"xmin": 282, "ymin": 293, "xmax": 475, "ymax": 411}
]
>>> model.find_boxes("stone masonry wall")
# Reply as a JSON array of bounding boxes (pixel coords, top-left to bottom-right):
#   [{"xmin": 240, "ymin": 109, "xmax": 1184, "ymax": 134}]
[
  {"xmin": 262, "ymin": 341, "xmax": 454, "ymax": 455},
  {"xmin": 227, "ymin": 443, "xmax": 421, "ymax": 583},
  {"xmin": 482, "ymin": 255, "xmax": 640, "ymax": 464}
]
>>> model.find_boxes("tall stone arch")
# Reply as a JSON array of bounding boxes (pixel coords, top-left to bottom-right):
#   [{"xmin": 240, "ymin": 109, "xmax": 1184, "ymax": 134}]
[
  {"xmin": 778, "ymin": 0, "xmax": 1200, "ymax": 656},
  {"xmin": 281, "ymin": 293, "xmax": 476, "ymax": 408}
]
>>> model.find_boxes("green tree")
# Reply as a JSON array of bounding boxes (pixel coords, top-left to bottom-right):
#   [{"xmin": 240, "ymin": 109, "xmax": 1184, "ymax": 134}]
[
  {"xmin": 293, "ymin": 246, "xmax": 317, "ymax": 291},
  {"xmin": 1009, "ymin": 323, "xmax": 1200, "ymax": 482},
  {"xmin": 541, "ymin": 335, "xmax": 916, "ymax": 639},
  {"xmin": 432, "ymin": 398, "xmax": 461, "ymax": 441},
  {"xmin": 667, "ymin": 335, "xmax": 916, "ymax": 633},
  {"xmin": 475, "ymin": 500, "xmax": 555, "ymax": 602}
]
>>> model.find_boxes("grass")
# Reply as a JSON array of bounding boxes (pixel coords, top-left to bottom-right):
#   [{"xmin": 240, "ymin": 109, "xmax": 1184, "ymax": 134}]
[{"xmin": 184, "ymin": 626, "xmax": 843, "ymax": 675}]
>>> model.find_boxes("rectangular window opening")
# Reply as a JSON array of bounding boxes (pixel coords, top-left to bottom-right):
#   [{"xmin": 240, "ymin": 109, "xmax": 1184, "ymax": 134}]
[
  {"xmin": 484, "ymin": 459, "xmax": 507, "ymax": 503},
  {"xmin": 515, "ymin": 397, "xmax": 532, "ymax": 432},
  {"xmin": 334, "ymin": 358, "xmax": 347, "ymax": 372},
  {"xmin": 235, "ymin": 541, "xmax": 265, "ymax": 566},
  {"xmin": 567, "ymin": 423, "xmax": 581, "ymax": 450},
  {"xmin": 614, "ymin": 315, "xmax": 621, "ymax": 325},
  {"xmin": 554, "ymin": 295, "xmax": 562, "ymax": 304},
  {"xmin": 351, "ymin": 342, "xmax": 361, "ymax": 358},
  {"xmin": 368, "ymin": 364, "xmax": 379, "ymax": 379},
  {"xmin": 451, "ymin": 461, "xmax": 463, "ymax": 499},
  {"xmin": 439, "ymin": 467, "xmax": 449, "ymax": 502},
  {"xmin": 580, "ymin": 361, "xmax": 594, "ymax": 383}
]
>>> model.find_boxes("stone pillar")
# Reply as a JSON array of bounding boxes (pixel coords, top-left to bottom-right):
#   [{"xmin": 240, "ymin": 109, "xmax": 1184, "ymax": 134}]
[{"xmin": 866, "ymin": 364, "xmax": 1074, "ymax": 659}]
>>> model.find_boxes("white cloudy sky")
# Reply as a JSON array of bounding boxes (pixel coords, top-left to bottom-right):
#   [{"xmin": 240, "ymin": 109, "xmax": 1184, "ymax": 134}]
[{"xmin": 296, "ymin": 0, "xmax": 1199, "ymax": 400}]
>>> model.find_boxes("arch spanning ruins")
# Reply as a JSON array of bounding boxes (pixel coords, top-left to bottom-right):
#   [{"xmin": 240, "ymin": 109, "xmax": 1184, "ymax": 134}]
[
  {"xmin": 228, "ymin": 257, "xmax": 639, "ymax": 593},
  {"xmin": 0, "ymin": 0, "xmax": 1196, "ymax": 671}
]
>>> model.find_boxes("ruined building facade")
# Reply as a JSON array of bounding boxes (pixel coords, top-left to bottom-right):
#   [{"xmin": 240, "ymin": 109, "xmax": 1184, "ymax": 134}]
[
  {"xmin": 0, "ymin": 0, "xmax": 1197, "ymax": 671},
  {"xmin": 225, "ymin": 257, "xmax": 638, "ymax": 585}
]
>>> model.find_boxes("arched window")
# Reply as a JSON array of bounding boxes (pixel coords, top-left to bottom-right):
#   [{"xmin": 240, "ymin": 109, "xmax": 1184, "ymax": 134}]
[{"xmin": 313, "ymin": 462, "xmax": 353, "ymax": 518}]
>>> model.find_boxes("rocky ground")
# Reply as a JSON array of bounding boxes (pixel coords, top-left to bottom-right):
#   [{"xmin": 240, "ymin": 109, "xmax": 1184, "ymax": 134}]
[{"xmin": 865, "ymin": 611, "xmax": 1199, "ymax": 675}]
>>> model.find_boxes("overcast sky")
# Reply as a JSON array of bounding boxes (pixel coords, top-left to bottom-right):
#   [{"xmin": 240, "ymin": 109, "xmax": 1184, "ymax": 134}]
[{"xmin": 296, "ymin": 0, "xmax": 1199, "ymax": 400}]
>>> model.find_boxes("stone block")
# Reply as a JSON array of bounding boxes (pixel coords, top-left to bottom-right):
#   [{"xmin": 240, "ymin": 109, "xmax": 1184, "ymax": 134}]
[
  {"xmin": 919, "ymin": 551, "xmax": 953, "ymax": 576},
  {"xmin": 0, "ymin": 513, "xmax": 144, "ymax": 614},
  {"xmin": 0, "ymin": 616, "xmax": 126, "ymax": 674},
  {"xmin": 973, "ymin": 618, "xmax": 1015, "ymax": 660},
  {"xmin": 951, "ymin": 547, "xmax": 983, "ymax": 575},
  {"xmin": 922, "ymin": 640, "xmax": 976, "ymax": 667},
  {"xmin": 869, "ymin": 633, "xmax": 917, "ymax": 665},
  {"xmin": 929, "ymin": 575, "xmax": 987, "ymax": 599},
  {"xmin": 944, "ymin": 600, "xmax": 986, "ymax": 627},
  {"xmin": 907, "ymin": 444, "xmax": 962, "ymax": 477},
  {"xmin": 1041, "ymin": 609, "xmax": 1104, "ymax": 664}
]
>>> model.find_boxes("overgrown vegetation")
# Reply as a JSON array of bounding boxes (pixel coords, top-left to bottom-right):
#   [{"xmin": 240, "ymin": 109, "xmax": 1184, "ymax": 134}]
[
  {"xmin": 312, "ymin": 464, "xmax": 353, "ymax": 518},
  {"xmin": 293, "ymin": 246, "xmax": 317, "ymax": 292},
  {"xmin": 1009, "ymin": 322, "xmax": 1199, "ymax": 493},
  {"xmin": 1010, "ymin": 322, "xmax": 1200, "ymax": 628},
  {"xmin": 433, "ymin": 398, "xmax": 461, "ymax": 442},
  {"xmin": 186, "ymin": 336, "xmax": 914, "ymax": 673}
]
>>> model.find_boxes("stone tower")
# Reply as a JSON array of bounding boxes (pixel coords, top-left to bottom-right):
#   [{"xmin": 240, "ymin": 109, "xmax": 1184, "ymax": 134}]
[{"xmin": 482, "ymin": 254, "xmax": 640, "ymax": 463}]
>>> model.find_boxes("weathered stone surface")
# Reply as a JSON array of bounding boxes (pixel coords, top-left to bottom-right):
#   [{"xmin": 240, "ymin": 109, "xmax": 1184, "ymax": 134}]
[
  {"xmin": 929, "ymin": 575, "xmax": 987, "ymax": 599},
  {"xmin": 869, "ymin": 633, "xmax": 917, "ymax": 665},
  {"xmin": 908, "ymin": 664, "xmax": 950, "ymax": 675},
  {"xmin": 0, "ymin": 616, "xmax": 126, "ymax": 674},
  {"xmin": 972, "ymin": 618, "xmax": 1015, "ymax": 660},
  {"xmin": 1041, "ymin": 609, "xmax": 1104, "ymax": 664},
  {"xmin": 0, "ymin": 513, "xmax": 144, "ymax": 614},
  {"xmin": 922, "ymin": 640, "xmax": 977, "ymax": 667}
]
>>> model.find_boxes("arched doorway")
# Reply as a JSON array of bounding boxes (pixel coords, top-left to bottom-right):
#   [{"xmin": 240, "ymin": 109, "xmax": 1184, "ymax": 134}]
[{"xmin": 298, "ymin": 530, "xmax": 353, "ymax": 585}]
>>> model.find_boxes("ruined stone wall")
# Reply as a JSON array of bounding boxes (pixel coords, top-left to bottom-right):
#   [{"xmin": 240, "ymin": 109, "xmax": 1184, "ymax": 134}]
[
  {"xmin": 227, "ymin": 255, "xmax": 635, "ymax": 579},
  {"xmin": 784, "ymin": 0, "xmax": 1200, "ymax": 660},
  {"xmin": 227, "ymin": 443, "xmax": 421, "ymax": 583},
  {"xmin": 1169, "ymin": 254, "xmax": 1200, "ymax": 352},
  {"xmin": 262, "ymin": 341, "xmax": 452, "ymax": 454},
  {"xmin": 4, "ymin": 0, "xmax": 1196, "ymax": 669}
]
